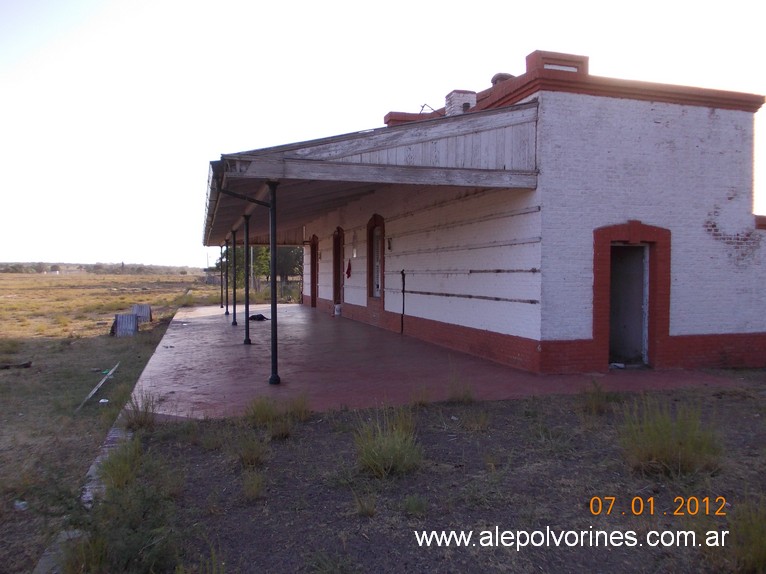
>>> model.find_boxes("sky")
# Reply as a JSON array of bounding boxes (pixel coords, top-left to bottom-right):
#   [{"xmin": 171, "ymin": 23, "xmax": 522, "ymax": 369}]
[{"xmin": 1, "ymin": 0, "xmax": 764, "ymax": 268}]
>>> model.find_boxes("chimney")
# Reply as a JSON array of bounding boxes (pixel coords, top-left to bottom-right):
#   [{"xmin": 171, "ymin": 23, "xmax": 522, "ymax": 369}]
[
  {"xmin": 445, "ymin": 90, "xmax": 477, "ymax": 116},
  {"xmin": 525, "ymin": 51, "xmax": 589, "ymax": 75},
  {"xmin": 491, "ymin": 72, "xmax": 514, "ymax": 85}
]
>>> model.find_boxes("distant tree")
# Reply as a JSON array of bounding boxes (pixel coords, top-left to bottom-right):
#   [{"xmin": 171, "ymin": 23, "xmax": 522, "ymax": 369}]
[
  {"xmin": 50, "ymin": 264, "xmax": 61, "ymax": 273},
  {"xmin": 213, "ymin": 245, "xmax": 303, "ymax": 290},
  {"xmin": 276, "ymin": 247, "xmax": 303, "ymax": 285}
]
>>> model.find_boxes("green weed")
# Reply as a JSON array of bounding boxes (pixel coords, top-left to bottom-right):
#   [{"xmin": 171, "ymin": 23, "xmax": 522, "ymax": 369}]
[
  {"xmin": 236, "ymin": 434, "xmax": 268, "ymax": 468},
  {"xmin": 98, "ymin": 438, "xmax": 142, "ymax": 491},
  {"xmin": 307, "ymin": 550, "xmax": 358, "ymax": 574},
  {"xmin": 403, "ymin": 494, "xmax": 428, "ymax": 517},
  {"xmin": 352, "ymin": 489, "xmax": 377, "ymax": 517},
  {"xmin": 67, "ymin": 442, "xmax": 178, "ymax": 573},
  {"xmin": 580, "ymin": 379, "xmax": 615, "ymax": 416},
  {"xmin": 242, "ymin": 469, "xmax": 265, "ymax": 501}
]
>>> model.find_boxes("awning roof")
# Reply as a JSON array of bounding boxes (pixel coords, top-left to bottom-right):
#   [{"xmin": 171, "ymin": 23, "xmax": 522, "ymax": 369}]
[{"xmin": 203, "ymin": 101, "xmax": 539, "ymax": 246}]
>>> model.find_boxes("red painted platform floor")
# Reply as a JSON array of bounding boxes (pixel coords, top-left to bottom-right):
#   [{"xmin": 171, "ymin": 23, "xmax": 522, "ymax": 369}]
[{"xmin": 132, "ymin": 304, "xmax": 744, "ymax": 419}]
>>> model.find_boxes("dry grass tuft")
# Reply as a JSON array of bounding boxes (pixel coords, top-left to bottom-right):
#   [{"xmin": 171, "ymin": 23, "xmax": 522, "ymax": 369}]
[
  {"xmin": 620, "ymin": 395, "xmax": 721, "ymax": 477},
  {"xmin": 123, "ymin": 390, "xmax": 158, "ymax": 432},
  {"xmin": 354, "ymin": 407, "xmax": 421, "ymax": 479},
  {"xmin": 728, "ymin": 495, "xmax": 766, "ymax": 573}
]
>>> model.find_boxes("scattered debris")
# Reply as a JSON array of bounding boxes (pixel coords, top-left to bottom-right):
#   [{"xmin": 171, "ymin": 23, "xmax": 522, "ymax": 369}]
[
  {"xmin": 99, "ymin": 399, "xmax": 109, "ymax": 405},
  {"xmin": 609, "ymin": 362, "xmax": 626, "ymax": 369},
  {"xmin": 14, "ymin": 500, "xmax": 28, "ymax": 511},
  {"xmin": 0, "ymin": 361, "xmax": 32, "ymax": 370},
  {"xmin": 110, "ymin": 314, "xmax": 138, "ymax": 337},
  {"xmin": 75, "ymin": 363, "xmax": 120, "ymax": 413},
  {"xmin": 131, "ymin": 303, "xmax": 153, "ymax": 323}
]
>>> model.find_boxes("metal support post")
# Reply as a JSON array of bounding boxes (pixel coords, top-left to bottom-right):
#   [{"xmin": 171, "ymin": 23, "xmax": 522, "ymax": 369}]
[
  {"xmin": 243, "ymin": 215, "xmax": 251, "ymax": 345},
  {"xmin": 231, "ymin": 229, "xmax": 237, "ymax": 326},
  {"xmin": 268, "ymin": 181, "xmax": 280, "ymax": 385}
]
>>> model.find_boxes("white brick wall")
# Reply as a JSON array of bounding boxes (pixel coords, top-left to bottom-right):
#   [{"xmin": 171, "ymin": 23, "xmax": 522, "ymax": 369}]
[
  {"xmin": 537, "ymin": 91, "xmax": 765, "ymax": 339},
  {"xmin": 302, "ymin": 90, "xmax": 765, "ymax": 344},
  {"xmin": 302, "ymin": 185, "xmax": 544, "ymax": 339}
]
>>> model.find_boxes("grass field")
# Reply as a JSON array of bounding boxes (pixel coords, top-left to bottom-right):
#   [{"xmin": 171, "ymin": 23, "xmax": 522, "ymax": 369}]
[{"xmin": 0, "ymin": 272, "xmax": 218, "ymax": 573}]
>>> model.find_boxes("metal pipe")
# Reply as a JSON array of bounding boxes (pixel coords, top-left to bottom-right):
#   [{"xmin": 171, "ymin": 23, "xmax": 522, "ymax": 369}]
[
  {"xmin": 400, "ymin": 269, "xmax": 406, "ymax": 334},
  {"xmin": 268, "ymin": 181, "xmax": 280, "ymax": 385},
  {"xmin": 231, "ymin": 229, "xmax": 238, "ymax": 326},
  {"xmin": 219, "ymin": 245, "xmax": 224, "ymax": 308},
  {"xmin": 243, "ymin": 215, "xmax": 251, "ymax": 345},
  {"xmin": 224, "ymin": 239, "xmax": 230, "ymax": 315}
]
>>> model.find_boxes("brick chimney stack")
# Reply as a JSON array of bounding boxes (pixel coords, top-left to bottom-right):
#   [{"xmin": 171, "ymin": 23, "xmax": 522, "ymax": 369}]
[{"xmin": 445, "ymin": 90, "xmax": 477, "ymax": 116}]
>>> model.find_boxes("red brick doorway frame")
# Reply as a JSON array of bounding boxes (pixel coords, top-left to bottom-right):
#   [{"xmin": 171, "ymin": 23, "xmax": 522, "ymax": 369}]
[{"xmin": 593, "ymin": 220, "xmax": 671, "ymax": 369}]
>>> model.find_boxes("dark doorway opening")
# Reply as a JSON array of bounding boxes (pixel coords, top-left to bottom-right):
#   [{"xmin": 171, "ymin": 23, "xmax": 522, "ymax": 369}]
[
  {"xmin": 609, "ymin": 244, "xmax": 647, "ymax": 365},
  {"xmin": 309, "ymin": 235, "xmax": 319, "ymax": 308}
]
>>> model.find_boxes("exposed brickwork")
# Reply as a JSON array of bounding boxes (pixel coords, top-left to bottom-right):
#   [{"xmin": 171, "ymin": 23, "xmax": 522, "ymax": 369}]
[{"xmin": 704, "ymin": 206, "xmax": 762, "ymax": 264}]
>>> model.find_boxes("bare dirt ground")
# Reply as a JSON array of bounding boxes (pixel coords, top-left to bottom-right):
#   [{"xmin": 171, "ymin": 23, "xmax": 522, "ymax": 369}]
[{"xmin": 147, "ymin": 370, "xmax": 765, "ymax": 574}]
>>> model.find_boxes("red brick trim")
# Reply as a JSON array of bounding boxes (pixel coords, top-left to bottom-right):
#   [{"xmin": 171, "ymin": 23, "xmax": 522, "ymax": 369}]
[
  {"xmin": 593, "ymin": 220, "xmax": 672, "ymax": 370},
  {"xmin": 481, "ymin": 69, "xmax": 764, "ymax": 114},
  {"xmin": 540, "ymin": 334, "xmax": 766, "ymax": 372},
  {"xmin": 404, "ymin": 314, "xmax": 542, "ymax": 372},
  {"xmin": 316, "ymin": 299, "xmax": 766, "ymax": 373},
  {"xmin": 662, "ymin": 333, "xmax": 766, "ymax": 369},
  {"xmin": 385, "ymin": 51, "xmax": 764, "ymax": 126},
  {"xmin": 756, "ymin": 215, "xmax": 766, "ymax": 230},
  {"xmin": 329, "ymin": 299, "xmax": 400, "ymax": 333}
]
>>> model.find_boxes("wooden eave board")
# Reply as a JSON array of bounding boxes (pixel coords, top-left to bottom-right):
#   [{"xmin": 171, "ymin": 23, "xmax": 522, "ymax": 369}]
[{"xmin": 204, "ymin": 102, "xmax": 539, "ymax": 246}]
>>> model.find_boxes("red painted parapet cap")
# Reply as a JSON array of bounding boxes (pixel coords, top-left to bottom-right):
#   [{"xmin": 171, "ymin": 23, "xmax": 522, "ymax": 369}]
[{"xmin": 384, "ymin": 50, "xmax": 764, "ymax": 126}]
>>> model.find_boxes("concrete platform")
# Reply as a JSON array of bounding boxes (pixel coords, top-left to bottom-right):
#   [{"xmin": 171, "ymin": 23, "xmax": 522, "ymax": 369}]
[{"xmin": 133, "ymin": 304, "xmax": 741, "ymax": 418}]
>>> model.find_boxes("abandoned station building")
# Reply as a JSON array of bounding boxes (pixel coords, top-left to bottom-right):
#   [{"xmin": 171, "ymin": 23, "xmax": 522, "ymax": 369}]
[{"xmin": 204, "ymin": 50, "xmax": 766, "ymax": 374}]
